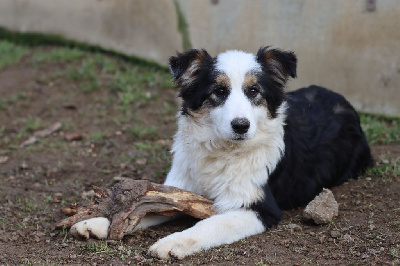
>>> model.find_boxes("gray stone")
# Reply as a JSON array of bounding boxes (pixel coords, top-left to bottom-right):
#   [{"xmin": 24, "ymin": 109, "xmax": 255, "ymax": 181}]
[{"xmin": 303, "ymin": 188, "xmax": 339, "ymax": 224}]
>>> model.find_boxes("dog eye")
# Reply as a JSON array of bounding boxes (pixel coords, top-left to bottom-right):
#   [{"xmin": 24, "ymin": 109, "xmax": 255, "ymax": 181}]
[
  {"xmin": 214, "ymin": 86, "xmax": 229, "ymax": 97},
  {"xmin": 248, "ymin": 87, "xmax": 259, "ymax": 97}
]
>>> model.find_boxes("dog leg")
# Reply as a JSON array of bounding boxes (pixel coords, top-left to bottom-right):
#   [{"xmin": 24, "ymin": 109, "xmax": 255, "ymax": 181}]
[
  {"xmin": 148, "ymin": 209, "xmax": 265, "ymax": 259},
  {"xmin": 70, "ymin": 217, "xmax": 110, "ymax": 239},
  {"xmin": 70, "ymin": 215, "xmax": 173, "ymax": 239}
]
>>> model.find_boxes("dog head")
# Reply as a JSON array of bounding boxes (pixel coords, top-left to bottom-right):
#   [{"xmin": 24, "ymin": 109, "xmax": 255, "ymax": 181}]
[{"xmin": 169, "ymin": 47, "xmax": 297, "ymax": 141}]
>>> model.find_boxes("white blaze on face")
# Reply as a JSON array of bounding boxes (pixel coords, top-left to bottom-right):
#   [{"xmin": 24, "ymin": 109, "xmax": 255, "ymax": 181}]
[{"xmin": 210, "ymin": 50, "xmax": 263, "ymax": 140}]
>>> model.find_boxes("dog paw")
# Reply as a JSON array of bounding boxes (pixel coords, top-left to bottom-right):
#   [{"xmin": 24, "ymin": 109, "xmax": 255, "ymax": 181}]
[
  {"xmin": 70, "ymin": 217, "xmax": 110, "ymax": 239},
  {"xmin": 148, "ymin": 232, "xmax": 201, "ymax": 259}
]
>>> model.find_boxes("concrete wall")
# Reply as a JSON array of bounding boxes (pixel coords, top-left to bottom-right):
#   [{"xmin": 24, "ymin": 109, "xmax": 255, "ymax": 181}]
[{"xmin": 0, "ymin": 0, "xmax": 399, "ymax": 115}]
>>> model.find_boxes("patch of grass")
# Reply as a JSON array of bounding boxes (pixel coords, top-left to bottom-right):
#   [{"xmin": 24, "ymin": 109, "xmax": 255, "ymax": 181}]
[
  {"xmin": 33, "ymin": 47, "xmax": 85, "ymax": 63},
  {"xmin": 17, "ymin": 197, "xmax": 37, "ymax": 212},
  {"xmin": 161, "ymin": 102, "xmax": 177, "ymax": 115},
  {"xmin": 112, "ymin": 70, "xmax": 147, "ymax": 105},
  {"xmin": 119, "ymin": 141, "xmax": 170, "ymax": 166},
  {"xmin": 68, "ymin": 57, "xmax": 99, "ymax": 92},
  {"xmin": 78, "ymin": 241, "xmax": 112, "ymax": 254},
  {"xmin": 94, "ymin": 54, "xmax": 119, "ymax": 74},
  {"xmin": 3, "ymin": 92, "xmax": 29, "ymax": 106},
  {"xmin": 389, "ymin": 245, "xmax": 400, "ymax": 258},
  {"xmin": 91, "ymin": 131, "xmax": 106, "ymax": 142},
  {"xmin": 366, "ymin": 159, "xmax": 400, "ymax": 183},
  {"xmin": 26, "ymin": 117, "xmax": 43, "ymax": 132},
  {"xmin": 0, "ymin": 101, "xmax": 5, "ymax": 111},
  {"xmin": 111, "ymin": 65, "xmax": 171, "ymax": 107},
  {"xmin": 128, "ymin": 125, "xmax": 158, "ymax": 139},
  {"xmin": 135, "ymin": 141, "xmax": 170, "ymax": 164},
  {"xmin": 360, "ymin": 113, "xmax": 400, "ymax": 144},
  {"xmin": 0, "ymin": 40, "xmax": 28, "ymax": 70}
]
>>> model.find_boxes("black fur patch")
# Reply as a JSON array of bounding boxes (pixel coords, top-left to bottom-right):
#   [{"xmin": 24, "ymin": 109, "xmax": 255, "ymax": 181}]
[
  {"xmin": 255, "ymin": 47, "xmax": 297, "ymax": 118},
  {"xmin": 251, "ymin": 86, "xmax": 372, "ymax": 227},
  {"xmin": 169, "ymin": 49, "xmax": 218, "ymax": 115}
]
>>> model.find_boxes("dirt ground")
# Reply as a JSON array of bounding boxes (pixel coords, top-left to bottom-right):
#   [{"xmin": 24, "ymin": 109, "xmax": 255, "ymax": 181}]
[{"xmin": 0, "ymin": 45, "xmax": 399, "ymax": 265}]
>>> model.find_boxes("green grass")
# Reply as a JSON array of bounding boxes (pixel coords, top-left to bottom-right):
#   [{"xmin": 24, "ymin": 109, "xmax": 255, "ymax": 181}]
[
  {"xmin": 26, "ymin": 117, "xmax": 43, "ymax": 132},
  {"xmin": 17, "ymin": 197, "xmax": 38, "ymax": 212},
  {"xmin": 67, "ymin": 57, "xmax": 99, "ymax": 92},
  {"xmin": 128, "ymin": 125, "xmax": 158, "ymax": 139},
  {"xmin": 366, "ymin": 159, "xmax": 400, "ymax": 183},
  {"xmin": 78, "ymin": 241, "xmax": 112, "ymax": 254},
  {"xmin": 0, "ymin": 40, "xmax": 28, "ymax": 70},
  {"xmin": 33, "ymin": 47, "xmax": 85, "ymax": 63},
  {"xmin": 360, "ymin": 113, "xmax": 400, "ymax": 145},
  {"xmin": 91, "ymin": 131, "xmax": 106, "ymax": 142}
]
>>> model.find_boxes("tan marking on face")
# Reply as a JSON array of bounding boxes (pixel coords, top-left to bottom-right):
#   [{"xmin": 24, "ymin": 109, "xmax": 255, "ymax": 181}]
[
  {"xmin": 215, "ymin": 73, "xmax": 231, "ymax": 88},
  {"xmin": 243, "ymin": 74, "xmax": 258, "ymax": 88}
]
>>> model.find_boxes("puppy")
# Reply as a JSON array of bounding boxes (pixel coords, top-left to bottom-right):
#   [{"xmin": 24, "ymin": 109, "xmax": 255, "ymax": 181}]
[{"xmin": 70, "ymin": 47, "xmax": 372, "ymax": 259}]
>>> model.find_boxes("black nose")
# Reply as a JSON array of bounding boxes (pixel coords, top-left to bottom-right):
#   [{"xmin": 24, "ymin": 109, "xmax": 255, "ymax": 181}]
[{"xmin": 231, "ymin": 118, "xmax": 250, "ymax": 134}]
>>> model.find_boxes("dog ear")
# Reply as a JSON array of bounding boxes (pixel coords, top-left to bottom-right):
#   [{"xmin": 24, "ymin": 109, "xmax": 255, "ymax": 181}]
[
  {"xmin": 256, "ymin": 46, "xmax": 297, "ymax": 79},
  {"xmin": 169, "ymin": 49, "xmax": 212, "ymax": 87}
]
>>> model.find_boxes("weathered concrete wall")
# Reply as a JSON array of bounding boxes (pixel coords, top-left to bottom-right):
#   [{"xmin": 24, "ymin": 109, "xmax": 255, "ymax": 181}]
[
  {"xmin": 0, "ymin": 0, "xmax": 182, "ymax": 64},
  {"xmin": 0, "ymin": 0, "xmax": 399, "ymax": 115},
  {"xmin": 177, "ymin": 0, "xmax": 400, "ymax": 116}
]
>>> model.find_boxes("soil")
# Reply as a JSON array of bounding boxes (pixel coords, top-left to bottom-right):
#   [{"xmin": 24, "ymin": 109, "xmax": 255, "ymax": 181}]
[{"xmin": 0, "ymin": 46, "xmax": 399, "ymax": 265}]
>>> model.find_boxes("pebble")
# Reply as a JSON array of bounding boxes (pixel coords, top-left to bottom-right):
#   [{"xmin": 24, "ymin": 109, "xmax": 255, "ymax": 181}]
[
  {"xmin": 330, "ymin": 230, "xmax": 341, "ymax": 238},
  {"xmin": 287, "ymin": 223, "xmax": 302, "ymax": 231},
  {"xmin": 343, "ymin": 234, "xmax": 354, "ymax": 243},
  {"xmin": 303, "ymin": 189, "xmax": 339, "ymax": 224},
  {"xmin": 369, "ymin": 224, "xmax": 376, "ymax": 230},
  {"xmin": 361, "ymin": 253, "xmax": 370, "ymax": 259},
  {"xmin": 0, "ymin": 156, "xmax": 9, "ymax": 164}
]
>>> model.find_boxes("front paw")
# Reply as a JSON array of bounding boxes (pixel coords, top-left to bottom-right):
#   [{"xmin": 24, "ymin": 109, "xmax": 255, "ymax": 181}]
[
  {"xmin": 149, "ymin": 232, "xmax": 201, "ymax": 259},
  {"xmin": 70, "ymin": 217, "xmax": 110, "ymax": 239}
]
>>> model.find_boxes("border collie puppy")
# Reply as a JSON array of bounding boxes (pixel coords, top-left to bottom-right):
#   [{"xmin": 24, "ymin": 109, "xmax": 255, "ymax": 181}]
[{"xmin": 70, "ymin": 47, "xmax": 372, "ymax": 259}]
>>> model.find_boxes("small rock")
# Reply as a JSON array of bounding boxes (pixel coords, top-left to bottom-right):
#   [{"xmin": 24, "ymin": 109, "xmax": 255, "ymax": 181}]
[
  {"xmin": 20, "ymin": 162, "xmax": 29, "ymax": 170},
  {"xmin": 303, "ymin": 188, "xmax": 339, "ymax": 224},
  {"xmin": 330, "ymin": 230, "xmax": 341, "ymax": 238},
  {"xmin": 81, "ymin": 190, "xmax": 95, "ymax": 199},
  {"xmin": 62, "ymin": 104, "xmax": 77, "ymax": 110},
  {"xmin": 65, "ymin": 133, "xmax": 84, "ymax": 142},
  {"xmin": 70, "ymin": 254, "xmax": 77, "ymax": 259},
  {"xmin": 53, "ymin": 192, "xmax": 63, "ymax": 199},
  {"xmin": 361, "ymin": 253, "xmax": 369, "ymax": 259},
  {"xmin": 369, "ymin": 224, "xmax": 376, "ymax": 230},
  {"xmin": 380, "ymin": 158, "xmax": 389, "ymax": 164},
  {"xmin": 0, "ymin": 156, "xmax": 9, "ymax": 164},
  {"xmin": 343, "ymin": 234, "xmax": 354, "ymax": 243},
  {"xmin": 365, "ymin": 177, "xmax": 372, "ymax": 181},
  {"xmin": 118, "ymin": 245, "xmax": 124, "ymax": 251},
  {"xmin": 287, "ymin": 223, "xmax": 302, "ymax": 231},
  {"xmin": 135, "ymin": 159, "xmax": 147, "ymax": 165}
]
